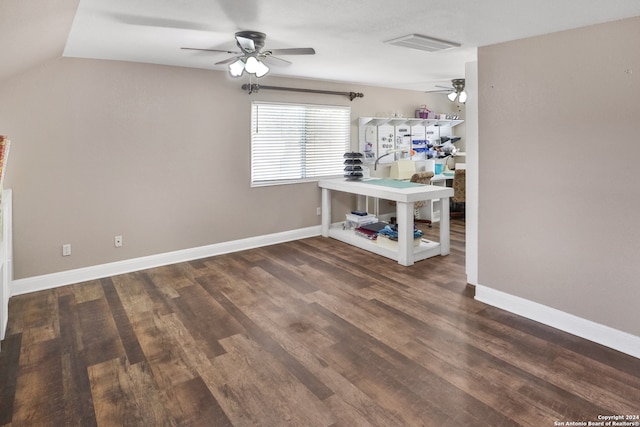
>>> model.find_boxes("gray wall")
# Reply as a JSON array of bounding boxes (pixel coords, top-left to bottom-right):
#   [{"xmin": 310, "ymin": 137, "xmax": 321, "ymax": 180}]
[
  {"xmin": 0, "ymin": 57, "xmax": 458, "ymax": 279},
  {"xmin": 478, "ymin": 17, "xmax": 640, "ymax": 336}
]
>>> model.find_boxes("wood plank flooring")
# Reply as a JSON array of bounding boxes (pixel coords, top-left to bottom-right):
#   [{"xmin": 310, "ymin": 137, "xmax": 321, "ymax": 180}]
[{"xmin": 1, "ymin": 219, "xmax": 639, "ymax": 426}]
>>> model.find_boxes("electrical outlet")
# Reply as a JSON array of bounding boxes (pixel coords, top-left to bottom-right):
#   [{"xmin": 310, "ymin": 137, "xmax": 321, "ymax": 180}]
[
  {"xmin": 316, "ymin": 207, "xmax": 322, "ymax": 216},
  {"xmin": 62, "ymin": 243, "xmax": 71, "ymax": 256},
  {"xmin": 114, "ymin": 235, "xmax": 123, "ymax": 247}
]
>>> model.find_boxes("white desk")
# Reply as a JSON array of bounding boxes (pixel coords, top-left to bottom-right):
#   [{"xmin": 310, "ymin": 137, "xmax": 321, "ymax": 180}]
[
  {"xmin": 420, "ymin": 173, "xmax": 454, "ymax": 222},
  {"xmin": 430, "ymin": 173, "xmax": 455, "ymax": 184},
  {"xmin": 318, "ymin": 178, "xmax": 454, "ymax": 266}
]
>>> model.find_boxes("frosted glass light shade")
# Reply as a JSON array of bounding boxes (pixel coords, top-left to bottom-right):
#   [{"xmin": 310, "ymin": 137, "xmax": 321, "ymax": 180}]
[
  {"xmin": 229, "ymin": 56, "xmax": 269, "ymax": 78},
  {"xmin": 254, "ymin": 60, "xmax": 269, "ymax": 77},
  {"xmin": 244, "ymin": 56, "xmax": 259, "ymax": 73},
  {"xmin": 229, "ymin": 59, "xmax": 245, "ymax": 77}
]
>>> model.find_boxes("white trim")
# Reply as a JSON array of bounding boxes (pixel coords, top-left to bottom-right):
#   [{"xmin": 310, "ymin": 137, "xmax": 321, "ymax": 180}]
[
  {"xmin": 464, "ymin": 61, "xmax": 478, "ymax": 285},
  {"xmin": 11, "ymin": 226, "xmax": 321, "ymax": 296},
  {"xmin": 1, "ymin": 189, "xmax": 13, "ymax": 342},
  {"xmin": 475, "ymin": 285, "xmax": 640, "ymax": 359}
]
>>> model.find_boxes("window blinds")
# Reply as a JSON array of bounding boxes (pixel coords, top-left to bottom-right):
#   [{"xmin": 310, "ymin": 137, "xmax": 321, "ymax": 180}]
[{"xmin": 251, "ymin": 102, "xmax": 350, "ymax": 185}]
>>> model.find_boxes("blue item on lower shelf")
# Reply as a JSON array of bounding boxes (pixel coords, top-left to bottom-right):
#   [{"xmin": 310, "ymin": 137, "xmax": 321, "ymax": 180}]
[{"xmin": 378, "ymin": 224, "xmax": 423, "ymax": 240}]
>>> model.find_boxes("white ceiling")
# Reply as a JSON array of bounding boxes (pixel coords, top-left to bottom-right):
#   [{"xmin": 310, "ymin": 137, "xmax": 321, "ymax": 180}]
[{"xmin": 44, "ymin": 1, "xmax": 640, "ymax": 91}]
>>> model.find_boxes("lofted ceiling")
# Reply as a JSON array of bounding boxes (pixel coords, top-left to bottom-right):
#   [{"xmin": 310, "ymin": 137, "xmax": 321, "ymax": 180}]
[{"xmin": 2, "ymin": 0, "xmax": 640, "ymax": 91}]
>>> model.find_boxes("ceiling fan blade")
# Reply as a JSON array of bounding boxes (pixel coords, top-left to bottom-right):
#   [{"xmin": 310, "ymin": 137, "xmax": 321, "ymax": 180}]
[
  {"xmin": 261, "ymin": 55, "xmax": 292, "ymax": 66},
  {"xmin": 181, "ymin": 47, "xmax": 242, "ymax": 55},
  {"xmin": 267, "ymin": 47, "xmax": 316, "ymax": 56},
  {"xmin": 215, "ymin": 56, "xmax": 241, "ymax": 65},
  {"xmin": 425, "ymin": 83, "xmax": 455, "ymax": 93},
  {"xmin": 236, "ymin": 36, "xmax": 256, "ymax": 52}
]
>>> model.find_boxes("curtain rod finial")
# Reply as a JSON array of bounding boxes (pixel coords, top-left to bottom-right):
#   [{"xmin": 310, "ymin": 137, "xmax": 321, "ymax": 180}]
[{"xmin": 241, "ymin": 83, "xmax": 260, "ymax": 94}]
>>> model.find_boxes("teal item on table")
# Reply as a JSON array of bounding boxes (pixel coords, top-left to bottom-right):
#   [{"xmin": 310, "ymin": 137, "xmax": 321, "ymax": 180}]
[
  {"xmin": 363, "ymin": 179, "xmax": 424, "ymax": 189},
  {"xmin": 434, "ymin": 164, "xmax": 444, "ymax": 174}
]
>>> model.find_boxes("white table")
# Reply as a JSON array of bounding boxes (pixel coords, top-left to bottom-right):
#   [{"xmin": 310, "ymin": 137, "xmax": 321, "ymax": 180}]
[{"xmin": 318, "ymin": 178, "xmax": 454, "ymax": 266}]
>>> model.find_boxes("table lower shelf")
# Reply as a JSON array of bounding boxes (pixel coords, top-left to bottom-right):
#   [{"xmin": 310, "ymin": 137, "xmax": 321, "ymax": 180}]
[{"xmin": 326, "ymin": 223, "xmax": 443, "ymax": 264}]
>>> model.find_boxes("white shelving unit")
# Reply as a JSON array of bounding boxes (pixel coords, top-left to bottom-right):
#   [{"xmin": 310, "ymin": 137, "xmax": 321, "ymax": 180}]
[
  {"xmin": 358, "ymin": 116, "xmax": 463, "ymax": 223},
  {"xmin": 359, "ymin": 117, "xmax": 464, "ymax": 127},
  {"xmin": 358, "ymin": 116, "xmax": 464, "ymax": 165}
]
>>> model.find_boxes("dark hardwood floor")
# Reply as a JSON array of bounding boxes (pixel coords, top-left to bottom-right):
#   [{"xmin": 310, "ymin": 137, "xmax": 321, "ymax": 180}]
[{"xmin": 1, "ymin": 219, "xmax": 639, "ymax": 426}]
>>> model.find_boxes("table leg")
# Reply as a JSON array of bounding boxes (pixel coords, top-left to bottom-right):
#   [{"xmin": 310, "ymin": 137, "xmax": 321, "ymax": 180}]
[
  {"xmin": 321, "ymin": 188, "xmax": 331, "ymax": 237},
  {"xmin": 396, "ymin": 201, "xmax": 414, "ymax": 266},
  {"xmin": 440, "ymin": 197, "xmax": 450, "ymax": 255}
]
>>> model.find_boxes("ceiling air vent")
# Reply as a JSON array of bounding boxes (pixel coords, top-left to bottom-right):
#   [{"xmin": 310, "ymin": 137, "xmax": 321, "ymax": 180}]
[{"xmin": 385, "ymin": 34, "xmax": 460, "ymax": 52}]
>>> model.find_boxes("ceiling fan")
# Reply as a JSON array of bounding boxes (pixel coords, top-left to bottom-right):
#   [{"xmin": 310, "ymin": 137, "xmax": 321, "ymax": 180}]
[
  {"xmin": 425, "ymin": 79, "xmax": 467, "ymax": 103},
  {"xmin": 181, "ymin": 30, "xmax": 316, "ymax": 78}
]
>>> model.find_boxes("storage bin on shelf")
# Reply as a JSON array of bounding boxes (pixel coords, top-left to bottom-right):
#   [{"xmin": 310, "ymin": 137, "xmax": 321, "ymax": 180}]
[{"xmin": 343, "ymin": 152, "xmax": 363, "ymax": 180}]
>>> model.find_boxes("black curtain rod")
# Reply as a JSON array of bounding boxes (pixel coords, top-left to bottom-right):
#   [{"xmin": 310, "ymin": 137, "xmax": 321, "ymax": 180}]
[{"xmin": 241, "ymin": 84, "xmax": 364, "ymax": 101}]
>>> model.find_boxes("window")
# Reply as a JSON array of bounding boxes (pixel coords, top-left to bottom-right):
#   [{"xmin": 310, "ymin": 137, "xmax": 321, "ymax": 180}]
[{"xmin": 251, "ymin": 101, "xmax": 350, "ymax": 186}]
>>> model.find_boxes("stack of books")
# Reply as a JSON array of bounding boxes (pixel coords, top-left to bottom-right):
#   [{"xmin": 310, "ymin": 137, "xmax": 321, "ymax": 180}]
[
  {"xmin": 354, "ymin": 222, "xmax": 387, "ymax": 240},
  {"xmin": 345, "ymin": 211, "xmax": 377, "ymax": 230}
]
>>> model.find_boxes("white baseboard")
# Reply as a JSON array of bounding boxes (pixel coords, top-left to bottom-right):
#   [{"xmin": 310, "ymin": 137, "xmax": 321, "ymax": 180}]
[
  {"xmin": 475, "ymin": 285, "xmax": 640, "ymax": 360},
  {"xmin": 11, "ymin": 226, "xmax": 321, "ymax": 296}
]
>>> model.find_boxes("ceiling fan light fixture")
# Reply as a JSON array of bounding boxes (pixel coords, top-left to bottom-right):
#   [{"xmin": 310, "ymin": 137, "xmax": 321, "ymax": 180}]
[
  {"xmin": 447, "ymin": 91, "xmax": 458, "ymax": 102},
  {"xmin": 241, "ymin": 55, "xmax": 270, "ymax": 77},
  {"xmin": 254, "ymin": 60, "xmax": 269, "ymax": 77},
  {"xmin": 244, "ymin": 56, "xmax": 260, "ymax": 73},
  {"xmin": 229, "ymin": 58, "xmax": 245, "ymax": 77},
  {"xmin": 458, "ymin": 91, "xmax": 468, "ymax": 103}
]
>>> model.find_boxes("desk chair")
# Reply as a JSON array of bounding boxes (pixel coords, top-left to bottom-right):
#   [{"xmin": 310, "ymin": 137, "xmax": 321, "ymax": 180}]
[{"xmin": 450, "ymin": 169, "xmax": 466, "ymax": 219}]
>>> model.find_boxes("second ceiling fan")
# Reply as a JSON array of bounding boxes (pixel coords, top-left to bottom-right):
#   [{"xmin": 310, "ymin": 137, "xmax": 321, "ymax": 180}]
[
  {"xmin": 182, "ymin": 30, "xmax": 316, "ymax": 77},
  {"xmin": 425, "ymin": 78, "xmax": 467, "ymax": 103}
]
